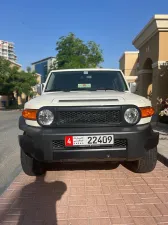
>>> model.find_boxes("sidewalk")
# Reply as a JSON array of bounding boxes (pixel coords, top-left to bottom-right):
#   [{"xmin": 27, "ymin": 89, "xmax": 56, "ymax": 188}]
[
  {"xmin": 0, "ymin": 162, "xmax": 168, "ymax": 225},
  {"xmin": 153, "ymin": 123, "xmax": 168, "ymax": 166}
]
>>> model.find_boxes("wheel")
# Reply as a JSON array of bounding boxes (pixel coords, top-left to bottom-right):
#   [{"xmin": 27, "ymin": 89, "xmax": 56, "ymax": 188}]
[
  {"xmin": 21, "ymin": 149, "xmax": 45, "ymax": 176},
  {"xmin": 126, "ymin": 147, "xmax": 157, "ymax": 173}
]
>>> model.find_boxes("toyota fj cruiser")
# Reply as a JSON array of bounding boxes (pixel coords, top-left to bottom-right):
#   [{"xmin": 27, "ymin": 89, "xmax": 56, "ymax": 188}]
[{"xmin": 18, "ymin": 69, "xmax": 159, "ymax": 176}]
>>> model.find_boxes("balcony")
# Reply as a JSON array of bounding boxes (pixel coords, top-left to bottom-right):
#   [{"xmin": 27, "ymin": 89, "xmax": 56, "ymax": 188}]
[
  {"xmin": 2, "ymin": 52, "xmax": 8, "ymax": 56},
  {"xmin": 8, "ymin": 52, "xmax": 14, "ymax": 55},
  {"xmin": 8, "ymin": 48, "xmax": 14, "ymax": 52},
  {"xmin": 2, "ymin": 46, "xmax": 8, "ymax": 51},
  {"xmin": 2, "ymin": 56, "xmax": 8, "ymax": 59},
  {"xmin": 9, "ymin": 55, "xmax": 15, "ymax": 59}
]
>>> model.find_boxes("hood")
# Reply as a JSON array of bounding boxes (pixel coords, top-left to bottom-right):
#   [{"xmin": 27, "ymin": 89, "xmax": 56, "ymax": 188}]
[{"xmin": 25, "ymin": 90, "xmax": 150, "ymax": 109}]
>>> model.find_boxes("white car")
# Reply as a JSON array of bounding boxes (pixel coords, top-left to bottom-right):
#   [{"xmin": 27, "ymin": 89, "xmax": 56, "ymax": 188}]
[{"xmin": 18, "ymin": 68, "xmax": 159, "ymax": 176}]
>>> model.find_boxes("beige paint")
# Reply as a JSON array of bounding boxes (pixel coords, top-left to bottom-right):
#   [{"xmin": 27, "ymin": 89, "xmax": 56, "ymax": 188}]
[
  {"xmin": 36, "ymin": 73, "xmax": 41, "ymax": 84},
  {"xmin": 159, "ymin": 32, "xmax": 168, "ymax": 61},
  {"xmin": 130, "ymin": 15, "xmax": 168, "ymax": 111},
  {"xmin": 136, "ymin": 70, "xmax": 153, "ymax": 98},
  {"xmin": 8, "ymin": 60, "xmax": 22, "ymax": 71},
  {"xmin": 119, "ymin": 54, "xmax": 125, "ymax": 73},
  {"xmin": 119, "ymin": 52, "xmax": 138, "ymax": 76},
  {"xmin": 125, "ymin": 76, "xmax": 137, "ymax": 83},
  {"xmin": 138, "ymin": 33, "xmax": 159, "ymax": 69},
  {"xmin": 133, "ymin": 15, "xmax": 168, "ymax": 49}
]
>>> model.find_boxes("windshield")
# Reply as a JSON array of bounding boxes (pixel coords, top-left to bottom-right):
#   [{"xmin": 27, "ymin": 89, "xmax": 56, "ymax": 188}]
[{"xmin": 45, "ymin": 71, "xmax": 128, "ymax": 92}]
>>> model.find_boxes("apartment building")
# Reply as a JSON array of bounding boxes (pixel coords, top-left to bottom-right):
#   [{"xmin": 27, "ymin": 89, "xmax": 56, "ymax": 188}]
[{"xmin": 0, "ymin": 40, "xmax": 17, "ymax": 62}]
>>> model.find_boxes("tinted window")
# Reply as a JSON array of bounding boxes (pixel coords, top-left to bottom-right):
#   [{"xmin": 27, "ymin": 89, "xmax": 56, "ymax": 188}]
[{"xmin": 45, "ymin": 71, "xmax": 128, "ymax": 92}]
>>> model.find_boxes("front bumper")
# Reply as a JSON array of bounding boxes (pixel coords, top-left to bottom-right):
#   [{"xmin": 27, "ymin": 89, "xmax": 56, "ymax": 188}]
[{"xmin": 18, "ymin": 116, "xmax": 159, "ymax": 162}]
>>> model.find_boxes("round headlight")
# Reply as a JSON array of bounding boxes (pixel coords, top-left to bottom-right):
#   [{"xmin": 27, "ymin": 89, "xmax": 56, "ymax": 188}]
[
  {"xmin": 124, "ymin": 108, "xmax": 140, "ymax": 124},
  {"xmin": 38, "ymin": 109, "xmax": 54, "ymax": 125}
]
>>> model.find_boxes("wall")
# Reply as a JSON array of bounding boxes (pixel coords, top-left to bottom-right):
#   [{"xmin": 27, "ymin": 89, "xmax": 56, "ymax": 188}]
[
  {"xmin": 36, "ymin": 74, "xmax": 41, "ymax": 84},
  {"xmin": 159, "ymin": 32, "xmax": 168, "ymax": 61},
  {"xmin": 9, "ymin": 63, "xmax": 21, "ymax": 71},
  {"xmin": 137, "ymin": 71, "xmax": 153, "ymax": 98},
  {"xmin": 119, "ymin": 52, "xmax": 138, "ymax": 76},
  {"xmin": 0, "ymin": 96, "xmax": 8, "ymax": 108},
  {"xmin": 138, "ymin": 33, "xmax": 159, "ymax": 69},
  {"xmin": 119, "ymin": 54, "xmax": 125, "ymax": 74},
  {"xmin": 137, "ymin": 32, "xmax": 168, "ymax": 109},
  {"xmin": 34, "ymin": 61, "xmax": 48, "ymax": 83},
  {"xmin": 125, "ymin": 53, "xmax": 138, "ymax": 76},
  {"xmin": 47, "ymin": 58, "xmax": 56, "ymax": 71}
]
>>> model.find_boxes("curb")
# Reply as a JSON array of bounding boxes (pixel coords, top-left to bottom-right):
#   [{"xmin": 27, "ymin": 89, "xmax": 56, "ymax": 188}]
[
  {"xmin": 158, "ymin": 152, "xmax": 168, "ymax": 167},
  {"xmin": 152, "ymin": 122, "xmax": 168, "ymax": 129},
  {"xmin": 157, "ymin": 123, "xmax": 168, "ymax": 129}
]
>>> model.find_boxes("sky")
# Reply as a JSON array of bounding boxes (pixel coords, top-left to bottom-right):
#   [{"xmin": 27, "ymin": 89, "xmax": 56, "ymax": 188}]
[{"xmin": 1, "ymin": 0, "xmax": 168, "ymax": 70}]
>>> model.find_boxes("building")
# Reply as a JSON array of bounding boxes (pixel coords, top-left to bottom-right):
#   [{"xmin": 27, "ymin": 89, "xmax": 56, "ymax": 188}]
[
  {"xmin": 8, "ymin": 60, "xmax": 22, "ymax": 70},
  {"xmin": 119, "ymin": 51, "xmax": 139, "ymax": 76},
  {"xmin": 0, "ymin": 40, "xmax": 17, "ymax": 62},
  {"xmin": 31, "ymin": 57, "xmax": 56, "ymax": 83},
  {"xmin": 119, "ymin": 14, "xmax": 168, "ymax": 111},
  {"xmin": 119, "ymin": 51, "xmax": 139, "ymax": 88}
]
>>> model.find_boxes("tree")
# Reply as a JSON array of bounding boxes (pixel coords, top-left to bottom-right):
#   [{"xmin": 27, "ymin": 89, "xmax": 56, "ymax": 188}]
[
  {"xmin": 55, "ymin": 32, "xmax": 104, "ymax": 69},
  {"xmin": 0, "ymin": 57, "xmax": 12, "ymax": 95},
  {"xmin": 12, "ymin": 70, "xmax": 38, "ymax": 100},
  {"xmin": 0, "ymin": 57, "xmax": 38, "ymax": 106},
  {"xmin": 49, "ymin": 59, "xmax": 57, "ymax": 72},
  {"xmin": 26, "ymin": 66, "xmax": 32, "ymax": 73}
]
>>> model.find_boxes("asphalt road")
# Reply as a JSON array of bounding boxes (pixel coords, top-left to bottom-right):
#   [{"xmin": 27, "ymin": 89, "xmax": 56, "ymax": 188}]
[{"xmin": 0, "ymin": 110, "xmax": 22, "ymax": 195}]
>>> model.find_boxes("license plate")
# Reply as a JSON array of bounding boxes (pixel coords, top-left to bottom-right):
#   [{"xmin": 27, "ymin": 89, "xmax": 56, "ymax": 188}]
[{"xmin": 65, "ymin": 135, "xmax": 114, "ymax": 147}]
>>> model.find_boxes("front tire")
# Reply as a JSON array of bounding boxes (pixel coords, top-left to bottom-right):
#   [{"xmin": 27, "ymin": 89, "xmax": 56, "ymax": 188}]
[
  {"xmin": 126, "ymin": 147, "xmax": 157, "ymax": 173},
  {"xmin": 21, "ymin": 149, "xmax": 45, "ymax": 176}
]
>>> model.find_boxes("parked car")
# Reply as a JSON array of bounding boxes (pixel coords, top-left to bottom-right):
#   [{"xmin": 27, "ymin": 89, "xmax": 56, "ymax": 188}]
[{"xmin": 18, "ymin": 68, "xmax": 159, "ymax": 176}]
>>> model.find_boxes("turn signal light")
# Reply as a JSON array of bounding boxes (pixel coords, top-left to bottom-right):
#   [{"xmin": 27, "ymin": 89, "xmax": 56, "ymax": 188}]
[
  {"xmin": 22, "ymin": 109, "xmax": 38, "ymax": 120},
  {"xmin": 140, "ymin": 107, "xmax": 155, "ymax": 118}
]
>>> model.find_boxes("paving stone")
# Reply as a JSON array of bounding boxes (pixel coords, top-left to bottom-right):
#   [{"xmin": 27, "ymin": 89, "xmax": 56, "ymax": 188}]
[{"xmin": 0, "ymin": 163, "xmax": 168, "ymax": 224}]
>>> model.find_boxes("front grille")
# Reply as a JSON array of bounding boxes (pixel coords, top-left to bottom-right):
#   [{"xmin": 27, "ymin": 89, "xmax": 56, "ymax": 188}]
[
  {"xmin": 52, "ymin": 139, "xmax": 127, "ymax": 150},
  {"xmin": 57, "ymin": 110, "xmax": 121, "ymax": 126}
]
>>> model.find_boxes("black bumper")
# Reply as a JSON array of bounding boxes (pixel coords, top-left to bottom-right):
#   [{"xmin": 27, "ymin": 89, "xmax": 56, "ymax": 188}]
[{"xmin": 18, "ymin": 116, "xmax": 159, "ymax": 162}]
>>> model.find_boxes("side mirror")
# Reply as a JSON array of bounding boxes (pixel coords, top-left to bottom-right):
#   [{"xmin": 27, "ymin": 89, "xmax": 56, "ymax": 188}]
[
  {"xmin": 130, "ymin": 82, "xmax": 137, "ymax": 93},
  {"xmin": 37, "ymin": 84, "xmax": 44, "ymax": 95}
]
